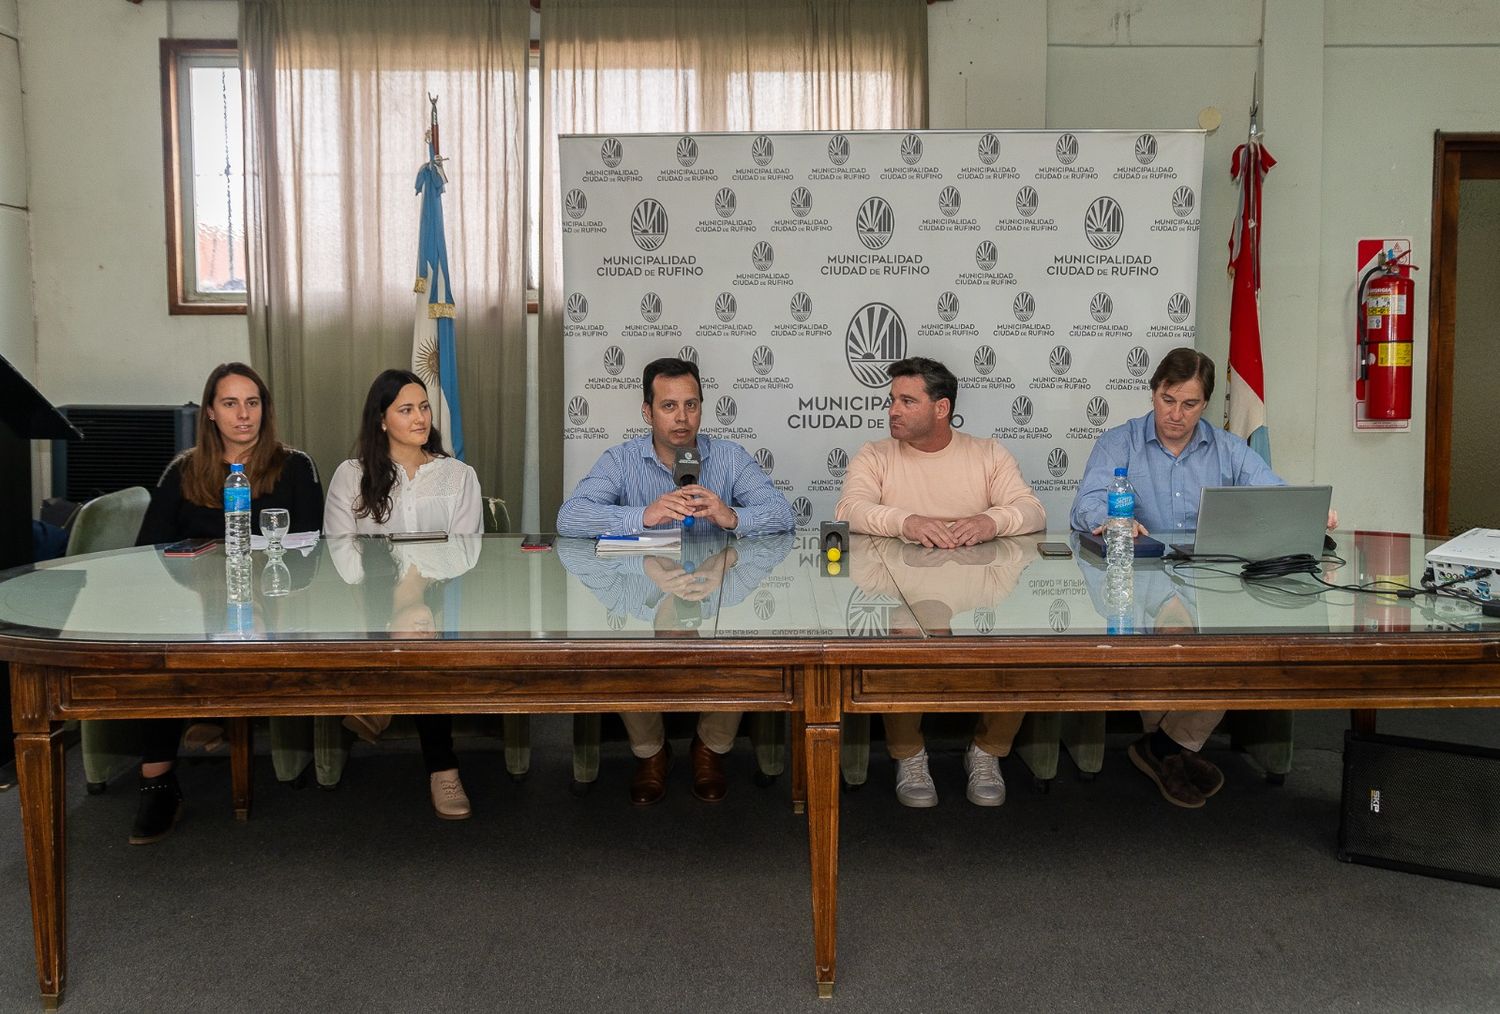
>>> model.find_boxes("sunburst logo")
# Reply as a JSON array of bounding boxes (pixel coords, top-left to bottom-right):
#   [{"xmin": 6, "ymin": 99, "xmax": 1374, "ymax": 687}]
[
  {"xmin": 827, "ymin": 134, "xmax": 850, "ymax": 165},
  {"xmin": 845, "ymin": 302, "xmax": 908, "ymax": 389},
  {"xmin": 1126, "ymin": 345, "xmax": 1150, "ymax": 378},
  {"xmin": 566, "ymin": 292, "xmax": 589, "ymax": 323},
  {"xmin": 1172, "ymin": 186, "xmax": 1195, "ymax": 218},
  {"xmin": 847, "ymin": 589, "xmax": 895, "ymax": 637},
  {"xmin": 716, "ymin": 396, "xmax": 737, "ymax": 425},
  {"xmin": 714, "ymin": 187, "xmax": 737, "ymax": 218},
  {"xmin": 973, "ymin": 345, "xmax": 997, "ymax": 376},
  {"xmin": 856, "ymin": 197, "xmax": 894, "ymax": 250},
  {"xmin": 754, "ymin": 447, "xmax": 775, "ymax": 474},
  {"xmin": 791, "ymin": 186, "xmax": 812, "ymax": 217},
  {"xmin": 1056, "ymin": 133, "xmax": 1079, "ymax": 165},
  {"xmin": 1086, "ymin": 396, "xmax": 1110, "ymax": 427},
  {"xmin": 753, "ymin": 589, "xmax": 776, "ymax": 621},
  {"xmin": 603, "ymin": 345, "xmax": 625, "ymax": 376},
  {"xmin": 600, "ymin": 137, "xmax": 623, "ymax": 168},
  {"xmin": 1048, "ymin": 599, "xmax": 1071, "ymax": 633},
  {"xmin": 978, "ymin": 132, "xmax": 1001, "ymax": 165},
  {"xmin": 938, "ymin": 186, "xmax": 961, "ymax": 218},
  {"xmin": 751, "ymin": 242, "xmax": 774, "ymax": 271},
  {"xmin": 414, "ymin": 338, "xmax": 440, "ymax": 386},
  {"xmin": 793, "ymin": 497, "xmax": 813, "ymax": 529},
  {"xmin": 677, "ymin": 345, "xmax": 699, "ymax": 366},
  {"xmin": 564, "ymin": 189, "xmax": 588, "ymax": 220},
  {"xmin": 975, "ymin": 241, "xmax": 998, "ymax": 271},
  {"xmin": 640, "ymin": 292, "xmax": 662, "ymax": 323},
  {"xmin": 937, "ymin": 291, "xmax": 960, "ymax": 322},
  {"xmin": 790, "ymin": 291, "xmax": 813, "ymax": 322},
  {"xmin": 630, "ymin": 198, "xmax": 668, "ymax": 251},
  {"xmin": 1016, "ymin": 186, "xmax": 1039, "ymax": 218},
  {"xmin": 752, "ymin": 345, "xmax": 774, "ymax": 376},
  {"xmin": 676, "ymin": 136, "xmax": 699, "ymax": 167},
  {"xmin": 1090, "ymin": 292, "xmax": 1114, "ymax": 323},
  {"xmin": 826, "ymin": 447, "xmax": 849, "ymax": 478},
  {"xmin": 900, "ymin": 133, "xmax": 924, "ymax": 165},
  {"xmin": 567, "ymin": 396, "xmax": 589, "ymax": 425},
  {"xmin": 751, "ymin": 135, "xmax": 774, "ymax": 166},
  {"xmin": 1135, "ymin": 133, "xmax": 1158, "ymax": 165},
  {"xmin": 1084, "ymin": 196, "xmax": 1124, "ymax": 250},
  {"xmin": 1013, "ymin": 292, "xmax": 1035, "ymax": 322},
  {"xmin": 606, "ymin": 612, "xmax": 626, "ymax": 631},
  {"xmin": 1047, "ymin": 447, "xmax": 1069, "ymax": 477},
  {"xmin": 1011, "ymin": 395, "xmax": 1034, "ymax": 426},
  {"xmin": 714, "ymin": 292, "xmax": 737, "ymax": 322},
  {"xmin": 1167, "ymin": 292, "xmax": 1192, "ymax": 323},
  {"xmin": 1049, "ymin": 345, "xmax": 1073, "ymax": 376},
  {"xmin": 973, "ymin": 608, "xmax": 996, "ymax": 634}
]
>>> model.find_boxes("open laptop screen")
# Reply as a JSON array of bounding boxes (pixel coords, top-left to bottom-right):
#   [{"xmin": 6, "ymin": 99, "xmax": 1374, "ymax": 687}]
[{"xmin": 1180, "ymin": 485, "xmax": 1333, "ymax": 560}]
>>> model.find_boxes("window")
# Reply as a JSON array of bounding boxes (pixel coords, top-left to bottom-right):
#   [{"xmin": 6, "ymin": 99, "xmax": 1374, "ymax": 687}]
[
  {"xmin": 161, "ymin": 40, "xmax": 247, "ymax": 314},
  {"xmin": 527, "ymin": 41, "xmax": 539, "ymax": 306}
]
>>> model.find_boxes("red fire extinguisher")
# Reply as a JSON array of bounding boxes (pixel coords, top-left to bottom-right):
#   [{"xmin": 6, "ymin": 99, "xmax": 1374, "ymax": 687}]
[{"xmin": 1357, "ymin": 249, "xmax": 1418, "ymax": 421}]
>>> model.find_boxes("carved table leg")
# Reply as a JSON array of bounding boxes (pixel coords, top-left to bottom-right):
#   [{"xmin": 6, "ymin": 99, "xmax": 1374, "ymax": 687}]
[
  {"xmin": 791, "ymin": 711, "xmax": 807, "ymax": 814},
  {"xmin": 1350, "ymin": 709, "xmax": 1377, "ymax": 736},
  {"xmin": 13, "ymin": 665, "xmax": 65, "ymax": 1009},
  {"xmin": 806, "ymin": 722, "xmax": 839, "ymax": 998},
  {"xmin": 229, "ymin": 717, "xmax": 252, "ymax": 821}
]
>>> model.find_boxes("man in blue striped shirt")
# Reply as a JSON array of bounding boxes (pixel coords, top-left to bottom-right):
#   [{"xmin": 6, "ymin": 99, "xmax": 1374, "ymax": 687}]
[{"xmin": 558, "ymin": 357, "xmax": 795, "ymax": 805}]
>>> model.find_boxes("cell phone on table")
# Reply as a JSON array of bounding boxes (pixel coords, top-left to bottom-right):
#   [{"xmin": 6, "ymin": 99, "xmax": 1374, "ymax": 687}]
[
  {"xmin": 162, "ymin": 538, "xmax": 219, "ymax": 558},
  {"xmin": 521, "ymin": 534, "xmax": 556, "ymax": 551},
  {"xmin": 389, "ymin": 531, "xmax": 448, "ymax": 543},
  {"xmin": 1037, "ymin": 541, "xmax": 1073, "ymax": 559}
]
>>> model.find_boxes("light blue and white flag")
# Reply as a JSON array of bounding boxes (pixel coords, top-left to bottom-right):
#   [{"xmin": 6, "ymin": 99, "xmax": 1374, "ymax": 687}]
[{"xmin": 411, "ymin": 100, "xmax": 464, "ymax": 460}]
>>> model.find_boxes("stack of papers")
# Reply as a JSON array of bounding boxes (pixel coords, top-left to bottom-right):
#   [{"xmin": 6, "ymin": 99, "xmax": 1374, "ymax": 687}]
[{"xmin": 595, "ymin": 531, "xmax": 683, "ymax": 554}]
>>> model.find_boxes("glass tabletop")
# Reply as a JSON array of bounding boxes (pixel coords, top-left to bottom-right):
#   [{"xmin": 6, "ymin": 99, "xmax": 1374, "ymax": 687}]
[{"xmin": 0, "ymin": 531, "xmax": 1491, "ymax": 643}]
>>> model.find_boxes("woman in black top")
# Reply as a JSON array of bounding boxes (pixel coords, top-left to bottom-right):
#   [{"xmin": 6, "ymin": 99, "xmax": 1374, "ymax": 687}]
[{"xmin": 130, "ymin": 362, "xmax": 323, "ymax": 845}]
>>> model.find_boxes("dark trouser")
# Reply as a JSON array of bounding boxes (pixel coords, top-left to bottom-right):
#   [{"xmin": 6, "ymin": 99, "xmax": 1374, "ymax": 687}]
[
  {"xmin": 415, "ymin": 715, "xmax": 458, "ymax": 773},
  {"xmin": 141, "ymin": 718, "xmax": 185, "ymax": 765}
]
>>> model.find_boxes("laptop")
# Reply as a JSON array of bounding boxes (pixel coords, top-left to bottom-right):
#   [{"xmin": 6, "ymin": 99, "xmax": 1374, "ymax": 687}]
[{"xmin": 1171, "ymin": 485, "xmax": 1333, "ymax": 561}]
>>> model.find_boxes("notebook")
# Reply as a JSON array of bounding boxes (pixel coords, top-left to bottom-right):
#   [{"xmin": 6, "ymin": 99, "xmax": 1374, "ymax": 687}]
[{"xmin": 1171, "ymin": 485, "xmax": 1333, "ymax": 561}]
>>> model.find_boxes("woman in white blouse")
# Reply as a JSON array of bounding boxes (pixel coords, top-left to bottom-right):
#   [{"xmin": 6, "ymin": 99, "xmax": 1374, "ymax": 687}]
[{"xmin": 324, "ymin": 369, "xmax": 483, "ymax": 820}]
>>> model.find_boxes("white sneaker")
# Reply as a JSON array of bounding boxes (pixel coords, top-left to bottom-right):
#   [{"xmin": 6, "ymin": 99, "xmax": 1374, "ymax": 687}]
[
  {"xmin": 429, "ymin": 769, "xmax": 472, "ymax": 820},
  {"xmin": 964, "ymin": 743, "xmax": 1006, "ymax": 807},
  {"xmin": 894, "ymin": 750, "xmax": 938, "ymax": 808}
]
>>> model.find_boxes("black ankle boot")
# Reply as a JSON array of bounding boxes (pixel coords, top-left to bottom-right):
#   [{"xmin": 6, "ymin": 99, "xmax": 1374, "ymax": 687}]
[{"xmin": 129, "ymin": 771, "xmax": 182, "ymax": 845}]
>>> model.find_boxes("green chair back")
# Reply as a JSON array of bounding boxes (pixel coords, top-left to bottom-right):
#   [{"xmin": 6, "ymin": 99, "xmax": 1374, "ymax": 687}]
[{"xmin": 66, "ymin": 486, "xmax": 151, "ymax": 556}]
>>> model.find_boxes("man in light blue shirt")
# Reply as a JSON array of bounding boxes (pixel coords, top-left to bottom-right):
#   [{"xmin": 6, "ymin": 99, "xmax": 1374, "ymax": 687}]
[
  {"xmin": 558, "ymin": 357, "xmax": 795, "ymax": 806},
  {"xmin": 1069, "ymin": 347, "xmax": 1335, "ymax": 810}
]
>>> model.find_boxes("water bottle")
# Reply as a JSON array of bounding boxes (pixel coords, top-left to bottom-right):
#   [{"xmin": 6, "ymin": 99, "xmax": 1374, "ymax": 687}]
[
  {"xmin": 1104, "ymin": 467, "xmax": 1135, "ymax": 617},
  {"xmin": 225, "ymin": 555, "xmax": 253, "ymax": 638},
  {"xmin": 223, "ymin": 463, "xmax": 251, "ymax": 559}
]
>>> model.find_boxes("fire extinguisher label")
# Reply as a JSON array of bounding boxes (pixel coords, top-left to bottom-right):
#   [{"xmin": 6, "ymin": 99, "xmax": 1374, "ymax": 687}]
[
  {"xmin": 1375, "ymin": 343, "xmax": 1413, "ymax": 367},
  {"xmin": 1365, "ymin": 294, "xmax": 1407, "ymax": 316}
]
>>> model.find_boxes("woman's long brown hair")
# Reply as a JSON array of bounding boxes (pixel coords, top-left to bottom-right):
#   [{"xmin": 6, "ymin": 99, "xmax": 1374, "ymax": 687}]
[
  {"xmin": 354, "ymin": 369, "xmax": 447, "ymax": 525},
  {"xmin": 178, "ymin": 362, "xmax": 289, "ymax": 508}
]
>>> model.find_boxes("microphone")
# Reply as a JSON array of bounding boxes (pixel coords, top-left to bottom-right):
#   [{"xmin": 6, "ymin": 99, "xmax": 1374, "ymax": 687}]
[
  {"xmin": 673, "ymin": 448, "xmax": 700, "ymax": 527},
  {"xmin": 819, "ymin": 520, "xmax": 850, "ymax": 576}
]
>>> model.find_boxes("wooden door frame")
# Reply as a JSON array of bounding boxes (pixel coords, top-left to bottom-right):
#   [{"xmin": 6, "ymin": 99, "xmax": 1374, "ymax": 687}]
[{"xmin": 1424, "ymin": 132, "xmax": 1500, "ymax": 535}]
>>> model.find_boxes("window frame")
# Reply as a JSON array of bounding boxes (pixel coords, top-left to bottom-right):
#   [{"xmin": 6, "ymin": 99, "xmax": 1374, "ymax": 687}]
[{"xmin": 160, "ymin": 38, "xmax": 247, "ymax": 316}]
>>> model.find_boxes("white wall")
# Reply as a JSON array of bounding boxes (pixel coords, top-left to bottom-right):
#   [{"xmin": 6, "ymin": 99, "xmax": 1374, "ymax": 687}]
[
  {"xmin": 0, "ymin": 0, "xmax": 32, "ymax": 383},
  {"xmin": 17, "ymin": 0, "xmax": 1500, "ymax": 532}
]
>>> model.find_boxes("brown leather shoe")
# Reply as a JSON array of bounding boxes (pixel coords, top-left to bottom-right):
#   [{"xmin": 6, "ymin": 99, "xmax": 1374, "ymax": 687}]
[
  {"xmin": 691, "ymin": 736, "xmax": 728, "ymax": 803},
  {"xmin": 630, "ymin": 744, "xmax": 671, "ymax": 806},
  {"xmin": 1127, "ymin": 736, "xmax": 1205, "ymax": 809},
  {"xmin": 1180, "ymin": 749, "xmax": 1225, "ymax": 798}
]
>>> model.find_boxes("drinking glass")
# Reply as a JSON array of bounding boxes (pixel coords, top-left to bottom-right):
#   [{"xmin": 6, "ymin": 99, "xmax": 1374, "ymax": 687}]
[
  {"xmin": 260, "ymin": 508, "xmax": 290, "ymax": 556},
  {"xmin": 262, "ymin": 556, "xmax": 291, "ymax": 598}
]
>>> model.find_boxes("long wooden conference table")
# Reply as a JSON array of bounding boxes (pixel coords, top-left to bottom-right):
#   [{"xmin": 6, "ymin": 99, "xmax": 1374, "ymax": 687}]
[{"xmin": 3, "ymin": 529, "xmax": 1499, "ymax": 1008}]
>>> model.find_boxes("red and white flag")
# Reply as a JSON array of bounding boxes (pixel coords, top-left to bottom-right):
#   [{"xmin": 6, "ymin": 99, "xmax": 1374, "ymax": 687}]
[{"xmin": 1226, "ymin": 139, "xmax": 1275, "ymax": 464}]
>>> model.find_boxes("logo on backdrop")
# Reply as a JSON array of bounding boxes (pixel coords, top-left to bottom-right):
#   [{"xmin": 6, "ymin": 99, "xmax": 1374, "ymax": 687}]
[
  {"xmin": 806, "ymin": 446, "xmax": 852, "ymax": 494},
  {"xmin": 973, "ymin": 346, "xmax": 996, "ymax": 376},
  {"xmin": 978, "ymin": 133, "xmax": 1001, "ymax": 165},
  {"xmin": 1050, "ymin": 346, "xmax": 1072, "ymax": 375},
  {"xmin": 827, "ymin": 448, "xmax": 849, "ymax": 478},
  {"xmin": 1090, "ymin": 292, "xmax": 1114, "ymax": 323},
  {"xmin": 565, "ymin": 189, "xmax": 588, "ymax": 220},
  {"xmin": 1107, "ymin": 345, "xmax": 1154, "ymax": 393},
  {"xmin": 1017, "ymin": 187, "xmax": 1038, "ymax": 217},
  {"xmin": 938, "ymin": 291, "xmax": 960, "ymax": 322},
  {"xmin": 677, "ymin": 136, "xmax": 699, "ymax": 167},
  {"xmin": 976, "ymin": 241, "xmax": 998, "ymax": 270},
  {"xmin": 993, "ymin": 391, "xmax": 1049, "ymax": 440},
  {"xmin": 1056, "ymin": 133, "xmax": 1079, "ymax": 165},
  {"xmin": 857, "ymin": 198, "xmax": 895, "ymax": 249},
  {"xmin": 568, "ymin": 396, "xmax": 589, "ymax": 425},
  {"xmin": 1116, "ymin": 133, "xmax": 1179, "ymax": 181},
  {"xmin": 793, "ymin": 497, "xmax": 814, "ymax": 529},
  {"xmin": 923, "ymin": 186, "xmax": 978, "ymax": 233},
  {"xmin": 791, "ymin": 292, "xmax": 813, "ymax": 322},
  {"xmin": 641, "ymin": 292, "xmax": 662, "ymax": 322},
  {"xmin": 1152, "ymin": 186, "xmax": 1201, "ymax": 234},
  {"xmin": 996, "ymin": 185, "xmax": 1055, "ymax": 233},
  {"xmin": 678, "ymin": 346, "xmax": 699, "ymax": 367},
  {"xmin": 1072, "ymin": 291, "xmax": 1127, "ymax": 339},
  {"xmin": 1037, "ymin": 132, "xmax": 1098, "ymax": 181},
  {"xmin": 1135, "ymin": 134, "xmax": 1157, "ymax": 164},
  {"xmin": 603, "ymin": 346, "xmax": 625, "ymax": 376},
  {"xmin": 1084, "ymin": 197, "xmax": 1124, "ymax": 250},
  {"xmin": 772, "ymin": 185, "xmax": 831, "ymax": 234},
  {"xmin": 715, "ymin": 188, "xmax": 737, "ymax": 218},
  {"xmin": 900, "ymin": 133, "xmax": 924, "ymax": 165},
  {"xmin": 752, "ymin": 135, "xmax": 775, "ymax": 166},
  {"xmin": 938, "ymin": 186, "xmax": 961, "ymax": 218},
  {"xmin": 1013, "ymin": 292, "xmax": 1036, "ymax": 322},
  {"xmin": 828, "ymin": 134, "xmax": 850, "ymax": 165},
  {"xmin": 631, "ymin": 199, "xmax": 669, "ymax": 251},
  {"xmin": 1012, "ymin": 396, "xmax": 1034, "ymax": 425},
  {"xmin": 754, "ymin": 447, "xmax": 774, "ymax": 474},
  {"xmin": 791, "ymin": 187, "xmax": 812, "ymax": 217},
  {"xmin": 715, "ymin": 293, "xmax": 737, "ymax": 322},
  {"xmin": 812, "ymin": 133, "xmax": 870, "ymax": 181},
  {"xmin": 566, "ymin": 292, "xmax": 589, "ymax": 323},
  {"xmin": 658, "ymin": 137, "xmax": 718, "ymax": 183},
  {"xmin": 600, "ymin": 138, "xmax": 623, "ymax": 168},
  {"xmin": 845, "ymin": 302, "xmax": 908, "ymax": 388},
  {"xmin": 993, "ymin": 290, "xmax": 1053, "ymax": 340},
  {"xmin": 733, "ymin": 343, "xmax": 793, "ymax": 395},
  {"xmin": 1167, "ymin": 292, "xmax": 1191, "ymax": 323},
  {"xmin": 1086, "ymin": 396, "xmax": 1110, "ymax": 427},
  {"xmin": 959, "ymin": 131, "xmax": 1019, "ymax": 180},
  {"xmin": 752, "ymin": 345, "xmax": 774, "ymax": 376},
  {"xmin": 1047, "ymin": 447, "xmax": 1069, "ymax": 477},
  {"xmin": 1173, "ymin": 186, "xmax": 1195, "ymax": 217},
  {"xmin": 735, "ymin": 135, "xmax": 794, "ymax": 181},
  {"xmin": 751, "ymin": 242, "xmax": 775, "ymax": 271}
]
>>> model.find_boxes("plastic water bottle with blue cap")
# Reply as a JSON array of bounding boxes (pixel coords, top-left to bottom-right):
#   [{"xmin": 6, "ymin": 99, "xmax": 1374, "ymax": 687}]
[
  {"xmin": 223, "ymin": 463, "xmax": 251, "ymax": 560},
  {"xmin": 1104, "ymin": 466, "xmax": 1136, "ymax": 615}
]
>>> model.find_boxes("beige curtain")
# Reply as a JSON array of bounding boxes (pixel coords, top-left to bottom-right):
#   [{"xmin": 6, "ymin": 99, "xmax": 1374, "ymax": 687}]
[
  {"xmin": 538, "ymin": 0, "xmax": 929, "ymax": 527},
  {"xmin": 242, "ymin": 0, "xmax": 530, "ymax": 513}
]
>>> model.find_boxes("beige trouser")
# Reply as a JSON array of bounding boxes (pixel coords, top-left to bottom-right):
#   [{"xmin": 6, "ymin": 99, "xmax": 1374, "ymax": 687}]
[
  {"xmin": 884, "ymin": 712, "xmax": 1024, "ymax": 761},
  {"xmin": 1140, "ymin": 709, "xmax": 1224, "ymax": 753},
  {"xmin": 623, "ymin": 711, "xmax": 741, "ymax": 758}
]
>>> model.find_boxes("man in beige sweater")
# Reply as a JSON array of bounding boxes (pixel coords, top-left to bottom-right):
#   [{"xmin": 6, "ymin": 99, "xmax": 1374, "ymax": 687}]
[{"xmin": 836, "ymin": 356, "xmax": 1046, "ymax": 808}]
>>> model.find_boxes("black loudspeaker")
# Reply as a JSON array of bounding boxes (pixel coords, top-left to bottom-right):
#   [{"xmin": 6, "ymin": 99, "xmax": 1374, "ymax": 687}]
[{"xmin": 1338, "ymin": 730, "xmax": 1500, "ymax": 888}]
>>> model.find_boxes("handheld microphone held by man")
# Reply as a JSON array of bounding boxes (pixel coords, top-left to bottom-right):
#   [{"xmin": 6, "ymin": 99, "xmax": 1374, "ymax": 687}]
[{"xmin": 673, "ymin": 449, "xmax": 700, "ymax": 527}]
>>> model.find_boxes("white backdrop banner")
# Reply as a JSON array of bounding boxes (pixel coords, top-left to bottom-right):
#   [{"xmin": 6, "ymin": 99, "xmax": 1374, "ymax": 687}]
[{"xmin": 559, "ymin": 129, "xmax": 1205, "ymax": 532}]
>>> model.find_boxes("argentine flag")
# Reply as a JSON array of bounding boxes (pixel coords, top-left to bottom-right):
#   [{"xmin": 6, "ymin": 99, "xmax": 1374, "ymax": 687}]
[{"xmin": 412, "ymin": 148, "xmax": 464, "ymax": 460}]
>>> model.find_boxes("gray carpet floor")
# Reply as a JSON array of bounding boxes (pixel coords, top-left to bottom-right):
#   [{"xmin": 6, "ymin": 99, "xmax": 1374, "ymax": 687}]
[{"xmin": 1, "ymin": 709, "xmax": 1498, "ymax": 1014}]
